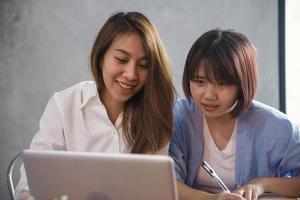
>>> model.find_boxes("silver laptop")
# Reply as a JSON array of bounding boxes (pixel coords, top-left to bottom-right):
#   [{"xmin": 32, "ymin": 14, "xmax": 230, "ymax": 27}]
[{"xmin": 22, "ymin": 150, "xmax": 178, "ymax": 200}]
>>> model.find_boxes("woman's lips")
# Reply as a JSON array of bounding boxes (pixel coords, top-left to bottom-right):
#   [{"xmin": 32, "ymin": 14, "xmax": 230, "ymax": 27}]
[{"xmin": 201, "ymin": 103, "xmax": 218, "ymax": 112}]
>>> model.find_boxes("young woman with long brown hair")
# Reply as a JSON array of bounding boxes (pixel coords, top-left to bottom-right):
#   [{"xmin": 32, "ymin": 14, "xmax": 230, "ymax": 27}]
[{"xmin": 16, "ymin": 11, "xmax": 174, "ymax": 199}]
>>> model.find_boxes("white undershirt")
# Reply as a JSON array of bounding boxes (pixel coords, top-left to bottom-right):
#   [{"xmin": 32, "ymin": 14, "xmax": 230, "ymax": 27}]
[{"xmin": 195, "ymin": 116, "xmax": 237, "ymax": 193}]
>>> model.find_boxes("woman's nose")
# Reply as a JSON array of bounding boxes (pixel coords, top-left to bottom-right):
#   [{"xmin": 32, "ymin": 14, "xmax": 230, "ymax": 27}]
[
  {"xmin": 203, "ymin": 84, "xmax": 217, "ymax": 100},
  {"xmin": 123, "ymin": 62, "xmax": 138, "ymax": 81}
]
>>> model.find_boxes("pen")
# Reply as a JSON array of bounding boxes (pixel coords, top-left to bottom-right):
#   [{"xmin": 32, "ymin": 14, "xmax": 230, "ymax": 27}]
[{"xmin": 202, "ymin": 160, "xmax": 230, "ymax": 192}]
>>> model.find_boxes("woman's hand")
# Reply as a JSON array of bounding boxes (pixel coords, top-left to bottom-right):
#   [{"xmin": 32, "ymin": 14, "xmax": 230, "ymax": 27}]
[
  {"xmin": 213, "ymin": 192, "xmax": 246, "ymax": 200},
  {"xmin": 233, "ymin": 178, "xmax": 264, "ymax": 200},
  {"xmin": 233, "ymin": 177, "xmax": 300, "ymax": 199},
  {"xmin": 176, "ymin": 180, "xmax": 245, "ymax": 200}
]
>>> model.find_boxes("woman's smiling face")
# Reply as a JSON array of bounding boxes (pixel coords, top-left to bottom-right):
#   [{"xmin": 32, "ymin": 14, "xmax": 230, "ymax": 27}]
[{"xmin": 100, "ymin": 32, "xmax": 148, "ymax": 108}]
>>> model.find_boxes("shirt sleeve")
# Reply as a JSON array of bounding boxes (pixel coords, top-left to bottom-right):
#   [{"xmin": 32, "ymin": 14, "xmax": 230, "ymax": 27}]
[
  {"xmin": 15, "ymin": 94, "xmax": 66, "ymax": 199},
  {"xmin": 278, "ymin": 122, "xmax": 300, "ymax": 177},
  {"xmin": 168, "ymin": 104, "xmax": 187, "ymax": 183},
  {"xmin": 29, "ymin": 94, "xmax": 66, "ymax": 150}
]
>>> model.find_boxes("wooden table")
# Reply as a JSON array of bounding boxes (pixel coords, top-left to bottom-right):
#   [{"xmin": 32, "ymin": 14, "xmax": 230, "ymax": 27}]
[{"xmin": 259, "ymin": 194, "xmax": 297, "ymax": 200}]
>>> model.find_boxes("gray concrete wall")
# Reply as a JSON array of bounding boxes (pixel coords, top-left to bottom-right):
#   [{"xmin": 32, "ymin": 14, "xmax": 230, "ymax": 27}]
[{"xmin": 0, "ymin": 0, "xmax": 278, "ymax": 198}]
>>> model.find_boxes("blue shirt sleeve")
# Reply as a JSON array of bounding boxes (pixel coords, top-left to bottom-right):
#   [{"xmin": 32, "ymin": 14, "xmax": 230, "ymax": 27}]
[
  {"xmin": 169, "ymin": 102, "xmax": 187, "ymax": 182},
  {"xmin": 277, "ymin": 121, "xmax": 300, "ymax": 177}
]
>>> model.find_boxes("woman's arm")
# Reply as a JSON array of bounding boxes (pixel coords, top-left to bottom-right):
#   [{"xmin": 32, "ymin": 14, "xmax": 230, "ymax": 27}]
[
  {"xmin": 15, "ymin": 95, "xmax": 65, "ymax": 200},
  {"xmin": 177, "ymin": 180, "xmax": 245, "ymax": 200},
  {"xmin": 234, "ymin": 177, "xmax": 300, "ymax": 199}
]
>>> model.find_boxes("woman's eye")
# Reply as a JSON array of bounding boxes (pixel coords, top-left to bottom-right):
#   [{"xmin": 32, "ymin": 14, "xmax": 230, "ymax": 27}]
[
  {"xmin": 115, "ymin": 57, "xmax": 127, "ymax": 63},
  {"xmin": 139, "ymin": 63, "xmax": 147, "ymax": 68},
  {"xmin": 193, "ymin": 79, "xmax": 205, "ymax": 85}
]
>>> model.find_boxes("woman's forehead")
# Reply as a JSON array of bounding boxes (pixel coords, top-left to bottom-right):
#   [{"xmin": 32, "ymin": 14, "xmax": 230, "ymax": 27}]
[
  {"xmin": 193, "ymin": 64, "xmax": 214, "ymax": 76},
  {"xmin": 110, "ymin": 32, "xmax": 146, "ymax": 59},
  {"xmin": 193, "ymin": 63, "xmax": 227, "ymax": 83}
]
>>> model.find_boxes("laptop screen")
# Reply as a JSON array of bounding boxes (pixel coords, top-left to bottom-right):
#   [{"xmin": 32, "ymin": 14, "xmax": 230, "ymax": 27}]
[{"xmin": 23, "ymin": 150, "xmax": 178, "ymax": 200}]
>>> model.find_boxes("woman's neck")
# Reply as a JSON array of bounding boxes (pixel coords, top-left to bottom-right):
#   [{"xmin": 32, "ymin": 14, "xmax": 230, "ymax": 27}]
[
  {"xmin": 205, "ymin": 115, "xmax": 237, "ymax": 150},
  {"xmin": 99, "ymin": 90, "xmax": 124, "ymax": 124}
]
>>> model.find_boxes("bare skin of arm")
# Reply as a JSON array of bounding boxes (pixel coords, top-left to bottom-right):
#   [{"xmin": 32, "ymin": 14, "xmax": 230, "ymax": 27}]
[
  {"xmin": 234, "ymin": 177, "xmax": 300, "ymax": 200},
  {"xmin": 177, "ymin": 180, "xmax": 245, "ymax": 200}
]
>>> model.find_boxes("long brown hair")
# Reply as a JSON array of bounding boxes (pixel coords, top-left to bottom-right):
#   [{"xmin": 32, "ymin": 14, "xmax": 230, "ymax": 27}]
[
  {"xmin": 182, "ymin": 29, "xmax": 258, "ymax": 117},
  {"xmin": 90, "ymin": 11, "xmax": 174, "ymax": 153}
]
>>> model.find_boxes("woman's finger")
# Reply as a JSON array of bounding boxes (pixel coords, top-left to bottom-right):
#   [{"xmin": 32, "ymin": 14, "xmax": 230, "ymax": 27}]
[
  {"xmin": 234, "ymin": 188, "xmax": 244, "ymax": 196},
  {"xmin": 251, "ymin": 189, "xmax": 259, "ymax": 200},
  {"xmin": 244, "ymin": 188, "xmax": 252, "ymax": 200}
]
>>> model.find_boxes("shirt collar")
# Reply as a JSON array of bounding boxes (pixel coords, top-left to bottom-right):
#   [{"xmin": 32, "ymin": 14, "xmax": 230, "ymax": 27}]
[{"xmin": 80, "ymin": 82, "xmax": 100, "ymax": 109}]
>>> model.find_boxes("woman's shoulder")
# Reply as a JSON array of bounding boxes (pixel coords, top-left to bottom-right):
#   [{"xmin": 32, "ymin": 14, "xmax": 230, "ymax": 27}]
[
  {"xmin": 242, "ymin": 100, "xmax": 297, "ymax": 134},
  {"xmin": 173, "ymin": 98, "xmax": 201, "ymax": 116},
  {"xmin": 51, "ymin": 81, "xmax": 97, "ymax": 107},
  {"xmin": 53, "ymin": 81, "xmax": 95, "ymax": 98},
  {"xmin": 247, "ymin": 100, "xmax": 289, "ymax": 120},
  {"xmin": 173, "ymin": 98, "xmax": 204, "ymax": 127}
]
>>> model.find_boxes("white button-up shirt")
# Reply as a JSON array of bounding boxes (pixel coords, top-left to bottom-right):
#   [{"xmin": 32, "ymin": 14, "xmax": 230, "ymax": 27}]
[
  {"xmin": 16, "ymin": 81, "xmax": 168, "ymax": 199},
  {"xmin": 31, "ymin": 81, "xmax": 129, "ymax": 153}
]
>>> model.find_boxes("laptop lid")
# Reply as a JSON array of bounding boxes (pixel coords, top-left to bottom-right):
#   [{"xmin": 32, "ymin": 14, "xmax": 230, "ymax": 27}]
[{"xmin": 22, "ymin": 150, "xmax": 178, "ymax": 200}]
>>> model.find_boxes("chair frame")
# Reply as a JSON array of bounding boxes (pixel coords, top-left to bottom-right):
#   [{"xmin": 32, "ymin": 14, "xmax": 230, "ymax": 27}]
[{"xmin": 7, "ymin": 151, "xmax": 23, "ymax": 200}]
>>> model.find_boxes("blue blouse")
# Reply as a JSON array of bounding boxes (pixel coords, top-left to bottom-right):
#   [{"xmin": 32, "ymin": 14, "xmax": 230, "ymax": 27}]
[{"xmin": 169, "ymin": 98, "xmax": 300, "ymax": 189}]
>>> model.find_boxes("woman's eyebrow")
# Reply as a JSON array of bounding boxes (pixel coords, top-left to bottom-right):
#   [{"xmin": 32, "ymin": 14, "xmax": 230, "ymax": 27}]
[
  {"xmin": 115, "ymin": 49, "xmax": 147, "ymax": 60},
  {"xmin": 115, "ymin": 49, "xmax": 130, "ymax": 55},
  {"xmin": 193, "ymin": 74, "xmax": 205, "ymax": 79}
]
